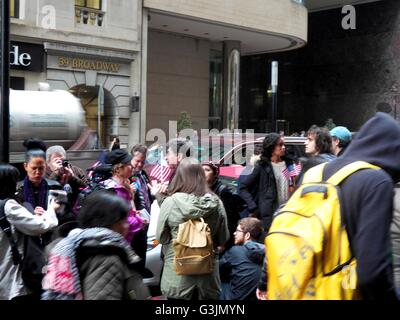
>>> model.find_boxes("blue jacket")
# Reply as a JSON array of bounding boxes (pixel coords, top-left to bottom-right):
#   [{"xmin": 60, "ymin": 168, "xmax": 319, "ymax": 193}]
[{"xmin": 219, "ymin": 240, "xmax": 265, "ymax": 300}]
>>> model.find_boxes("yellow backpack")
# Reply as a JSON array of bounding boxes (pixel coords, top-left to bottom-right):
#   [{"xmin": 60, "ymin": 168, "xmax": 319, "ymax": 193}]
[{"xmin": 265, "ymin": 161, "xmax": 380, "ymax": 300}]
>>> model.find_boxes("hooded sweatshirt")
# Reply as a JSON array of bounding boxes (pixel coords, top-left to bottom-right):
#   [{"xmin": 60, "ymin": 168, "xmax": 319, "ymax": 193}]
[
  {"xmin": 156, "ymin": 192, "xmax": 229, "ymax": 300},
  {"xmin": 323, "ymin": 112, "xmax": 399, "ymax": 300},
  {"xmin": 219, "ymin": 240, "xmax": 265, "ymax": 300}
]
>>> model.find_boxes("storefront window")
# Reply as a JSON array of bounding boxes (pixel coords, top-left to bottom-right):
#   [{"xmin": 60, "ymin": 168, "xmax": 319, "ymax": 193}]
[{"xmin": 10, "ymin": 0, "xmax": 18, "ymax": 18}]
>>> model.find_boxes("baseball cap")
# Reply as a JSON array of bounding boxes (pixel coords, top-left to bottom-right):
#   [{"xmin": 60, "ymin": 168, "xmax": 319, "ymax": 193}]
[
  {"xmin": 330, "ymin": 126, "xmax": 352, "ymax": 143},
  {"xmin": 106, "ymin": 149, "xmax": 132, "ymax": 166}
]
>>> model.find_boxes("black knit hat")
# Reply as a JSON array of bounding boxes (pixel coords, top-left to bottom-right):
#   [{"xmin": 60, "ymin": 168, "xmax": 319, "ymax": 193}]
[{"xmin": 106, "ymin": 149, "xmax": 132, "ymax": 165}]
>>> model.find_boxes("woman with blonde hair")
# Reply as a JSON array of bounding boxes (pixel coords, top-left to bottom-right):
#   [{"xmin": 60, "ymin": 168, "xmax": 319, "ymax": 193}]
[{"xmin": 156, "ymin": 158, "xmax": 229, "ymax": 300}]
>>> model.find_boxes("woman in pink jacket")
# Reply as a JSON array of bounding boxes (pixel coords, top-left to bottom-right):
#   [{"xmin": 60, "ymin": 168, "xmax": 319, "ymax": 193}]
[{"xmin": 101, "ymin": 149, "xmax": 144, "ymax": 244}]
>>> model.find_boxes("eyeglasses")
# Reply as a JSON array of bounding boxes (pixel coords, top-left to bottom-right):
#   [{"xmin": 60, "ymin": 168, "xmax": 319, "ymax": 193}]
[{"xmin": 235, "ymin": 228, "xmax": 245, "ymax": 233}]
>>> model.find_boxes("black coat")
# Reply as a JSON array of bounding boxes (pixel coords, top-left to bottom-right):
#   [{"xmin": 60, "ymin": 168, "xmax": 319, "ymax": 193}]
[
  {"xmin": 238, "ymin": 161, "xmax": 278, "ymax": 232},
  {"xmin": 212, "ymin": 180, "xmax": 241, "ymax": 250},
  {"xmin": 324, "ymin": 112, "xmax": 399, "ymax": 300}
]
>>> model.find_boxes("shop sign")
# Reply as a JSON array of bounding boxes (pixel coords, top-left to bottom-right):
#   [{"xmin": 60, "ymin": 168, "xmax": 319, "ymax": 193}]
[
  {"xmin": 10, "ymin": 41, "xmax": 44, "ymax": 72},
  {"xmin": 58, "ymin": 56, "xmax": 120, "ymax": 73}
]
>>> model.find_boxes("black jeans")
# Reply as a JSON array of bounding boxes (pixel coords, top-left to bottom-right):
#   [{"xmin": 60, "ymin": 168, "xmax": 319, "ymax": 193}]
[{"xmin": 130, "ymin": 226, "xmax": 148, "ymax": 274}]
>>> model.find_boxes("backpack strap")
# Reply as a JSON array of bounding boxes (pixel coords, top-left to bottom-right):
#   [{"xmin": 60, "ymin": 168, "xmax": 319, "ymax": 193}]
[
  {"xmin": 302, "ymin": 161, "xmax": 380, "ymax": 186},
  {"xmin": 0, "ymin": 199, "xmax": 23, "ymax": 265},
  {"xmin": 302, "ymin": 162, "xmax": 328, "ymax": 184},
  {"xmin": 327, "ymin": 161, "xmax": 380, "ymax": 186}
]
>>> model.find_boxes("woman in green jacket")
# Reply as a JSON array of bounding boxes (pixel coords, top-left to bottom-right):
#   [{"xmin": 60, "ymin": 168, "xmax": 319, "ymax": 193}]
[{"xmin": 156, "ymin": 158, "xmax": 230, "ymax": 300}]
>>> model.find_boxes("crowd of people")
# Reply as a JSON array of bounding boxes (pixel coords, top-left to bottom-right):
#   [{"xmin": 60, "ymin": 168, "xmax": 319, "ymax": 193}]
[{"xmin": 0, "ymin": 112, "xmax": 399, "ymax": 300}]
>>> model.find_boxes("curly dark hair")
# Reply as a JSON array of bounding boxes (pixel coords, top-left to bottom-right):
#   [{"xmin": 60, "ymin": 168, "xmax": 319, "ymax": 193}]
[
  {"xmin": 307, "ymin": 125, "xmax": 332, "ymax": 155},
  {"xmin": 259, "ymin": 133, "xmax": 282, "ymax": 166}
]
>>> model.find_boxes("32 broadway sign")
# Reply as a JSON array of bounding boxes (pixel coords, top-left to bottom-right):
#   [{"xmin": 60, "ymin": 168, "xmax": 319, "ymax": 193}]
[{"xmin": 10, "ymin": 41, "xmax": 44, "ymax": 72}]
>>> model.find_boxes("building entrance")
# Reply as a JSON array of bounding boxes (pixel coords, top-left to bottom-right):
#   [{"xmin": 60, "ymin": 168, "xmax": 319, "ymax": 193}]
[{"xmin": 70, "ymin": 84, "xmax": 117, "ymax": 148}]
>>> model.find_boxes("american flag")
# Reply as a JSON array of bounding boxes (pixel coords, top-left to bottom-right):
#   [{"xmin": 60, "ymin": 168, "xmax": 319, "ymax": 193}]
[
  {"xmin": 149, "ymin": 164, "xmax": 173, "ymax": 183},
  {"xmin": 289, "ymin": 162, "xmax": 302, "ymax": 177},
  {"xmin": 282, "ymin": 162, "xmax": 302, "ymax": 180}
]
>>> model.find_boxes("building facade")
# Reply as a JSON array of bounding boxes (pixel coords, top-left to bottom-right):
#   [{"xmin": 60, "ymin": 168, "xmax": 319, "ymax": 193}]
[
  {"xmin": 10, "ymin": 0, "xmax": 309, "ymax": 150},
  {"xmin": 10, "ymin": 0, "xmax": 145, "ymax": 149},
  {"xmin": 143, "ymin": 0, "xmax": 307, "ymax": 136}
]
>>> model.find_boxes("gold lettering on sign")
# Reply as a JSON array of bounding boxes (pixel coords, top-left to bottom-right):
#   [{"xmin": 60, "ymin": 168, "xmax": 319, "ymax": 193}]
[
  {"xmin": 58, "ymin": 56, "xmax": 121, "ymax": 73},
  {"xmin": 58, "ymin": 57, "xmax": 71, "ymax": 67}
]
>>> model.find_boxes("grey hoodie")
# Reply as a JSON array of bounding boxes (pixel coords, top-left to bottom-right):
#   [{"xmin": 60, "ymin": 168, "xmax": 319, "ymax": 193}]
[{"xmin": 156, "ymin": 192, "xmax": 229, "ymax": 300}]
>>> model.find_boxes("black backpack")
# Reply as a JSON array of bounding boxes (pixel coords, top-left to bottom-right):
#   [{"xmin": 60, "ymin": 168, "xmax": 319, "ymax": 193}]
[{"xmin": 73, "ymin": 164, "xmax": 112, "ymax": 214}]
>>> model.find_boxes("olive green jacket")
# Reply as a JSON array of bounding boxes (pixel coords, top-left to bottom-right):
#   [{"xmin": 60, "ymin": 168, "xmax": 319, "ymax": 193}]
[{"xmin": 156, "ymin": 192, "xmax": 229, "ymax": 300}]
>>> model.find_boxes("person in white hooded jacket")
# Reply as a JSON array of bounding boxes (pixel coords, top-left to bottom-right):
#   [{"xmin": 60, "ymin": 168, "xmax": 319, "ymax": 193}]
[{"xmin": 0, "ymin": 163, "xmax": 58, "ymax": 300}]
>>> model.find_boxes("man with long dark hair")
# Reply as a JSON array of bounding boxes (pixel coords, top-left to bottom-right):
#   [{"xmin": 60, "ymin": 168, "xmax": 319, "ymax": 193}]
[
  {"xmin": 239, "ymin": 133, "xmax": 299, "ymax": 233},
  {"xmin": 297, "ymin": 125, "xmax": 336, "ymax": 184}
]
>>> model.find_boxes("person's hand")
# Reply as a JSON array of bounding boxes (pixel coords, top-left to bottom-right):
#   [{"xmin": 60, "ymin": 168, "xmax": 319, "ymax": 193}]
[
  {"xmin": 58, "ymin": 165, "xmax": 74, "ymax": 184},
  {"xmin": 148, "ymin": 181, "xmax": 163, "ymax": 195},
  {"xmin": 34, "ymin": 206, "xmax": 45, "ymax": 216},
  {"xmin": 63, "ymin": 165, "xmax": 73, "ymax": 177},
  {"xmin": 256, "ymin": 288, "xmax": 267, "ymax": 300},
  {"xmin": 158, "ymin": 184, "xmax": 168, "ymax": 194}
]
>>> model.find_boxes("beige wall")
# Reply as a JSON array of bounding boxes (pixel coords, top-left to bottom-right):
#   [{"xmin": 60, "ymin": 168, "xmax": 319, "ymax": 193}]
[
  {"xmin": 146, "ymin": 30, "xmax": 210, "ymax": 135},
  {"xmin": 144, "ymin": 0, "xmax": 307, "ymax": 42}
]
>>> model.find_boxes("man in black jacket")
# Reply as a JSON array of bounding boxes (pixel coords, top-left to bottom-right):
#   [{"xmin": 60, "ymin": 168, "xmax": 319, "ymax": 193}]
[
  {"xmin": 239, "ymin": 133, "xmax": 299, "ymax": 233},
  {"xmin": 322, "ymin": 112, "xmax": 398, "ymax": 300}
]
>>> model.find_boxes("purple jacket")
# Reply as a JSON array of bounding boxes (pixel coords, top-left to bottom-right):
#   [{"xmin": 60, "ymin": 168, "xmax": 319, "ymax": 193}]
[{"xmin": 101, "ymin": 179, "xmax": 144, "ymax": 243}]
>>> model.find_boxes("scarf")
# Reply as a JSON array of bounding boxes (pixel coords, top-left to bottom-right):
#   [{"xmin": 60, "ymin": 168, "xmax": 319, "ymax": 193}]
[
  {"xmin": 23, "ymin": 177, "xmax": 48, "ymax": 209},
  {"xmin": 41, "ymin": 227, "xmax": 140, "ymax": 300}
]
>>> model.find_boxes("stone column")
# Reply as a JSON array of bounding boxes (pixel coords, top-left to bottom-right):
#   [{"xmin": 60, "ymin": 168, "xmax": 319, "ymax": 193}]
[
  {"xmin": 128, "ymin": 6, "xmax": 148, "ymax": 149},
  {"xmin": 222, "ymin": 40, "xmax": 241, "ymax": 130}
]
